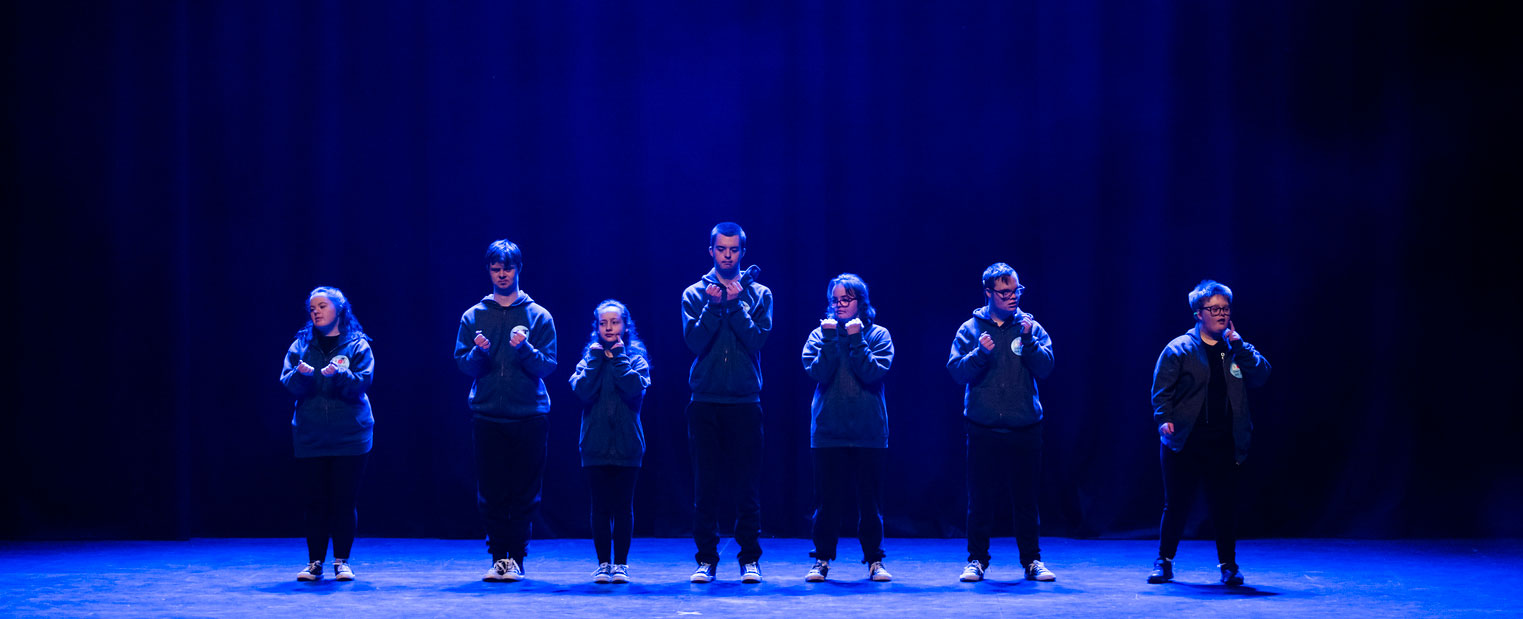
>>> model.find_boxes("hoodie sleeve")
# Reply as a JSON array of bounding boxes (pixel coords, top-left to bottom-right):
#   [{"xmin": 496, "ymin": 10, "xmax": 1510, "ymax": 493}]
[
  {"xmin": 725, "ymin": 285, "xmax": 773, "ymax": 352},
  {"xmin": 613, "ymin": 351, "xmax": 652, "ymax": 398},
  {"xmin": 946, "ymin": 321, "xmax": 992, "ymax": 385},
  {"xmin": 1229, "ymin": 339, "xmax": 1271, "ymax": 388},
  {"xmin": 846, "ymin": 325, "xmax": 893, "ymax": 384},
  {"xmin": 1151, "ymin": 344, "xmax": 1183, "ymax": 425},
  {"xmin": 801, "ymin": 327, "xmax": 840, "ymax": 383},
  {"xmin": 514, "ymin": 309, "xmax": 558, "ymax": 379},
  {"xmin": 279, "ymin": 340, "xmax": 315, "ymax": 396},
  {"xmin": 1019, "ymin": 321, "xmax": 1055, "ymax": 380},
  {"xmin": 334, "ymin": 340, "xmax": 375, "ymax": 399},
  {"xmin": 568, "ymin": 353, "xmax": 603, "ymax": 404},
  {"xmin": 682, "ymin": 285, "xmax": 726, "ymax": 355},
  {"xmin": 454, "ymin": 313, "xmax": 492, "ymax": 378}
]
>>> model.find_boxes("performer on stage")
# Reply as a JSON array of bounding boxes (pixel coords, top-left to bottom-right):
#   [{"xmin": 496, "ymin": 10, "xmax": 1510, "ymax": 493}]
[
  {"xmin": 800, "ymin": 273, "xmax": 895, "ymax": 583},
  {"xmin": 279, "ymin": 286, "xmax": 375, "ymax": 582},
  {"xmin": 946, "ymin": 263, "xmax": 1058, "ymax": 583},
  {"xmin": 568, "ymin": 299, "xmax": 652, "ymax": 584},
  {"xmin": 454, "ymin": 239, "xmax": 558, "ymax": 582},
  {"xmin": 681, "ymin": 221, "xmax": 773, "ymax": 584},
  {"xmin": 1147, "ymin": 280, "xmax": 1271, "ymax": 586}
]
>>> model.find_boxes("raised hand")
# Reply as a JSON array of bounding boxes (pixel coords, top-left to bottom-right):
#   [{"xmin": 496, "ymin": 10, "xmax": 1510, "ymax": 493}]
[
  {"xmin": 723, "ymin": 280, "xmax": 743, "ymax": 299},
  {"xmin": 510, "ymin": 325, "xmax": 530, "ymax": 348},
  {"xmin": 845, "ymin": 318, "xmax": 863, "ymax": 335},
  {"xmin": 1159, "ymin": 422, "xmax": 1175, "ymax": 437},
  {"xmin": 320, "ymin": 362, "xmax": 339, "ymax": 376},
  {"xmin": 1225, "ymin": 319, "xmax": 1242, "ymax": 344},
  {"xmin": 978, "ymin": 332, "xmax": 995, "ymax": 352},
  {"xmin": 705, "ymin": 284, "xmax": 725, "ymax": 304},
  {"xmin": 1019, "ymin": 314, "xmax": 1034, "ymax": 335},
  {"xmin": 474, "ymin": 330, "xmax": 491, "ymax": 351},
  {"xmin": 296, "ymin": 361, "xmax": 316, "ymax": 376},
  {"xmin": 820, "ymin": 318, "xmax": 838, "ymax": 330}
]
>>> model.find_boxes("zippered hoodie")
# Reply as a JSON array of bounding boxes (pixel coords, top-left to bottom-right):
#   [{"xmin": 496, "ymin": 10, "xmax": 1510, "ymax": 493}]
[
  {"xmin": 1151, "ymin": 325, "xmax": 1271, "ymax": 463},
  {"xmin": 280, "ymin": 333, "xmax": 375, "ymax": 458},
  {"xmin": 682, "ymin": 268, "xmax": 773, "ymax": 403},
  {"xmin": 947, "ymin": 306, "xmax": 1055, "ymax": 429},
  {"xmin": 801, "ymin": 321, "xmax": 893, "ymax": 448},
  {"xmin": 569, "ymin": 347, "xmax": 652, "ymax": 467},
  {"xmin": 453, "ymin": 292, "xmax": 558, "ymax": 421}
]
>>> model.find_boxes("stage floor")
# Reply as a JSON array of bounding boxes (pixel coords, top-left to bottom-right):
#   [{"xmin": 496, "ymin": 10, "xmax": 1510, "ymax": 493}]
[{"xmin": 2, "ymin": 537, "xmax": 1517, "ymax": 616}]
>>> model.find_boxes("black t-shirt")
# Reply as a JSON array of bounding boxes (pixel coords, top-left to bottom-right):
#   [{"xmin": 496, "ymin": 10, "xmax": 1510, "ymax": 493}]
[
  {"xmin": 317, "ymin": 334, "xmax": 342, "ymax": 356},
  {"xmin": 1196, "ymin": 339, "xmax": 1233, "ymax": 441}
]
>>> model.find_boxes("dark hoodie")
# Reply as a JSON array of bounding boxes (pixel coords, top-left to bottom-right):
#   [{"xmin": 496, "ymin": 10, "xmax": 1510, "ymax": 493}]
[
  {"xmin": 1151, "ymin": 324, "xmax": 1271, "ymax": 463},
  {"xmin": 947, "ymin": 306, "xmax": 1055, "ymax": 429},
  {"xmin": 681, "ymin": 268, "xmax": 773, "ymax": 403},
  {"xmin": 280, "ymin": 332, "xmax": 375, "ymax": 458},
  {"xmin": 569, "ymin": 346, "xmax": 652, "ymax": 467},
  {"xmin": 453, "ymin": 292, "xmax": 558, "ymax": 421},
  {"xmin": 801, "ymin": 320, "xmax": 894, "ymax": 448}
]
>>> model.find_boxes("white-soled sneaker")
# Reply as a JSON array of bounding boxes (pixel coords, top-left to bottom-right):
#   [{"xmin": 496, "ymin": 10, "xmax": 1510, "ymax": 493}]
[
  {"xmin": 805, "ymin": 559, "xmax": 829, "ymax": 582},
  {"xmin": 611, "ymin": 564, "xmax": 630, "ymax": 584},
  {"xmin": 741, "ymin": 562, "xmax": 763, "ymax": 583},
  {"xmin": 592, "ymin": 562, "xmax": 613, "ymax": 584},
  {"xmin": 483, "ymin": 558, "xmax": 523, "ymax": 582},
  {"xmin": 297, "ymin": 560, "xmax": 324, "ymax": 581},
  {"xmin": 869, "ymin": 561, "xmax": 892, "ymax": 582},
  {"xmin": 1025, "ymin": 559, "xmax": 1056, "ymax": 582},
  {"xmin": 333, "ymin": 559, "xmax": 355, "ymax": 581},
  {"xmin": 690, "ymin": 562, "xmax": 716, "ymax": 583},
  {"xmin": 959, "ymin": 561, "xmax": 985, "ymax": 582}
]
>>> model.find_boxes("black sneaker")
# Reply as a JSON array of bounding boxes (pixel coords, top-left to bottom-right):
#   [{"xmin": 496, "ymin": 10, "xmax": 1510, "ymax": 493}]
[
  {"xmin": 1219, "ymin": 563, "xmax": 1244, "ymax": 586},
  {"xmin": 690, "ymin": 562, "xmax": 716, "ymax": 583},
  {"xmin": 297, "ymin": 560, "xmax": 323, "ymax": 581},
  {"xmin": 1147, "ymin": 557, "xmax": 1173, "ymax": 583},
  {"xmin": 804, "ymin": 559, "xmax": 829, "ymax": 582}
]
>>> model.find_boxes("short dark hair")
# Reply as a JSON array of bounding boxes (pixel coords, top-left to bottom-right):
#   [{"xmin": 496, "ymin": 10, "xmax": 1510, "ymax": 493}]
[
  {"xmin": 981, "ymin": 262, "xmax": 1018, "ymax": 289},
  {"xmin": 709, "ymin": 222, "xmax": 747, "ymax": 249},
  {"xmin": 485, "ymin": 239, "xmax": 523, "ymax": 270},
  {"xmin": 825, "ymin": 272, "xmax": 876, "ymax": 323},
  {"xmin": 1189, "ymin": 279, "xmax": 1234, "ymax": 311}
]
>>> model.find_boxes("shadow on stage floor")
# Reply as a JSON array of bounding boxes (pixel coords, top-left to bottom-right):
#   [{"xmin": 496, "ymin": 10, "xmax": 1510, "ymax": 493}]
[{"xmin": 2, "ymin": 537, "xmax": 1516, "ymax": 616}]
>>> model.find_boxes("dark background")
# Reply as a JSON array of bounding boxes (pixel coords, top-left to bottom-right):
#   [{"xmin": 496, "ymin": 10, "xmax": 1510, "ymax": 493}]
[{"xmin": 5, "ymin": 1, "xmax": 1518, "ymax": 542}]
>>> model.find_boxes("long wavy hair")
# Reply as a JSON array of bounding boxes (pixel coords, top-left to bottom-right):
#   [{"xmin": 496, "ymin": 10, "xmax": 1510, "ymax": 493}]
[
  {"xmin": 823, "ymin": 272, "xmax": 876, "ymax": 324},
  {"xmin": 583, "ymin": 299, "xmax": 647, "ymax": 360},
  {"xmin": 295, "ymin": 286, "xmax": 370, "ymax": 344}
]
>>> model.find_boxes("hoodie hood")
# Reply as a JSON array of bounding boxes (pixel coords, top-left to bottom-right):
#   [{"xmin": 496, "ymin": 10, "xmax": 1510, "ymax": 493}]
[{"xmin": 480, "ymin": 291, "xmax": 536, "ymax": 309}]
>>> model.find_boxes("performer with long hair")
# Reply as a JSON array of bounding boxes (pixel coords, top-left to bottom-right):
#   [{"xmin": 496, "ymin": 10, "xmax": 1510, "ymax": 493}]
[{"xmin": 279, "ymin": 286, "xmax": 375, "ymax": 582}]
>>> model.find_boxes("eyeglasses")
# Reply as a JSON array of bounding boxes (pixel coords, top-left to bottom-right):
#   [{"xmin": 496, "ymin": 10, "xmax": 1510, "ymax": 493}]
[
  {"xmin": 830, "ymin": 296, "xmax": 858, "ymax": 306},
  {"xmin": 987, "ymin": 286, "xmax": 1025, "ymax": 299},
  {"xmin": 1200, "ymin": 305, "xmax": 1231, "ymax": 316}
]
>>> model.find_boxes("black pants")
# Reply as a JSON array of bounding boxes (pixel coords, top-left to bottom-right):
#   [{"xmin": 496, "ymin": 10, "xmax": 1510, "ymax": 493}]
[
  {"xmin": 965, "ymin": 422, "xmax": 1042, "ymax": 567},
  {"xmin": 585, "ymin": 465, "xmax": 640, "ymax": 565},
  {"xmin": 1157, "ymin": 436, "xmax": 1239, "ymax": 566},
  {"xmin": 297, "ymin": 453, "xmax": 368, "ymax": 562},
  {"xmin": 810, "ymin": 447, "xmax": 886, "ymax": 564},
  {"xmin": 687, "ymin": 401, "xmax": 764, "ymax": 566},
  {"xmin": 473, "ymin": 415, "xmax": 548, "ymax": 563}
]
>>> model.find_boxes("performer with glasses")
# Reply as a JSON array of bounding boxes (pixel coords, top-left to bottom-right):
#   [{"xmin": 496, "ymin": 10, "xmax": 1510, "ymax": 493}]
[
  {"xmin": 800, "ymin": 273, "xmax": 894, "ymax": 582},
  {"xmin": 946, "ymin": 263, "xmax": 1057, "ymax": 583},
  {"xmin": 1147, "ymin": 280, "xmax": 1271, "ymax": 586}
]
